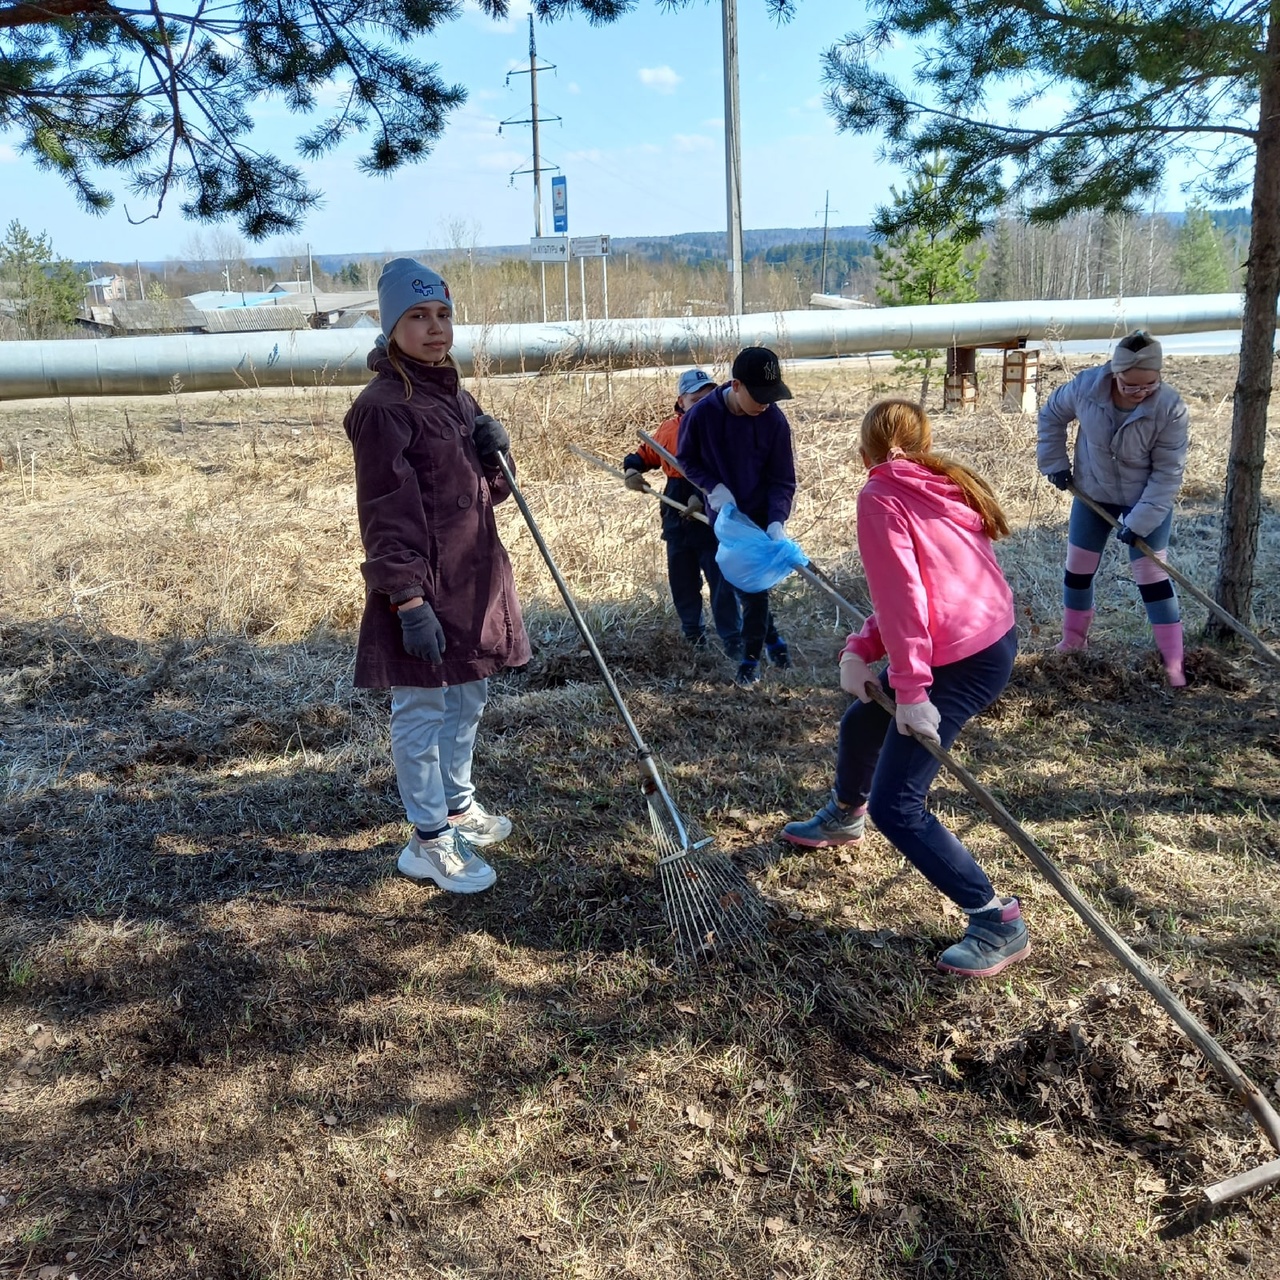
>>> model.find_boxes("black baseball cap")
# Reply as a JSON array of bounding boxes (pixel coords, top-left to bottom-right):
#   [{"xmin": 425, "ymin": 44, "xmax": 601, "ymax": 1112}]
[{"xmin": 731, "ymin": 346, "xmax": 792, "ymax": 404}]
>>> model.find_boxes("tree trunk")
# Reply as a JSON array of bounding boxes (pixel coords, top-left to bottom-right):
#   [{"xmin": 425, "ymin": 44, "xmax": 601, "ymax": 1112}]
[{"xmin": 1213, "ymin": 2, "xmax": 1280, "ymax": 634}]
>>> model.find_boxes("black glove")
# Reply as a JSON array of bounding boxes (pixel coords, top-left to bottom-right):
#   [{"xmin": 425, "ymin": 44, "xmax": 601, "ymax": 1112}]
[
  {"xmin": 1115, "ymin": 524, "xmax": 1139, "ymax": 546},
  {"xmin": 472, "ymin": 413, "xmax": 510, "ymax": 458},
  {"xmin": 1046, "ymin": 469, "xmax": 1073, "ymax": 491},
  {"xmin": 399, "ymin": 601, "xmax": 446, "ymax": 663}
]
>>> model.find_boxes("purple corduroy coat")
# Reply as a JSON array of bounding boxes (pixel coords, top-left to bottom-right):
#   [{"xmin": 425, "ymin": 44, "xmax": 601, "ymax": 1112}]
[{"xmin": 343, "ymin": 348, "xmax": 531, "ymax": 689}]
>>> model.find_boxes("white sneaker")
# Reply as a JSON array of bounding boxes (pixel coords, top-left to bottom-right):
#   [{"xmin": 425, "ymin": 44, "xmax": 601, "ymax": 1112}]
[
  {"xmin": 447, "ymin": 800, "xmax": 513, "ymax": 847},
  {"xmin": 397, "ymin": 830, "xmax": 497, "ymax": 893}
]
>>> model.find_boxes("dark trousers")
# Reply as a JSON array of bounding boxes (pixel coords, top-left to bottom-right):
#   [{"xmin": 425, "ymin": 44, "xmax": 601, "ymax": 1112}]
[
  {"xmin": 833, "ymin": 627, "xmax": 1017, "ymax": 911},
  {"xmin": 738, "ymin": 590, "xmax": 782, "ymax": 663},
  {"xmin": 667, "ymin": 542, "xmax": 743, "ymax": 651}
]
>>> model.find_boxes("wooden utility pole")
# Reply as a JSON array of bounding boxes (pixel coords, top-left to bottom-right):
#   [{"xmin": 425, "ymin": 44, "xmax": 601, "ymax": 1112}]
[{"xmin": 722, "ymin": 0, "xmax": 744, "ymax": 315}]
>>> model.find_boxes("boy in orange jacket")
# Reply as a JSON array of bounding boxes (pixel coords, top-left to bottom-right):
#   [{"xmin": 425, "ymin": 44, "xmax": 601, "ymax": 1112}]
[{"xmin": 622, "ymin": 369, "xmax": 743, "ymax": 656}]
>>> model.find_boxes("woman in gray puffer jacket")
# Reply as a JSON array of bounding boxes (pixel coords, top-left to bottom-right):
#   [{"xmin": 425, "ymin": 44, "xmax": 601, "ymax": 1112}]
[
  {"xmin": 344, "ymin": 258, "xmax": 531, "ymax": 894},
  {"xmin": 1037, "ymin": 330, "xmax": 1189, "ymax": 685}
]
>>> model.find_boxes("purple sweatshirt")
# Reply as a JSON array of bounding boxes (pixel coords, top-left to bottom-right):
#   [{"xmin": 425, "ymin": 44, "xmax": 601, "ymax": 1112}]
[{"xmin": 676, "ymin": 385, "xmax": 796, "ymax": 527}]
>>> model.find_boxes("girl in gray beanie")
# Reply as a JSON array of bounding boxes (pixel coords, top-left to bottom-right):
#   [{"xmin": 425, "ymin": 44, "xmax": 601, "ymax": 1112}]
[
  {"xmin": 1036, "ymin": 330, "xmax": 1191, "ymax": 685},
  {"xmin": 342, "ymin": 259, "xmax": 531, "ymax": 892}
]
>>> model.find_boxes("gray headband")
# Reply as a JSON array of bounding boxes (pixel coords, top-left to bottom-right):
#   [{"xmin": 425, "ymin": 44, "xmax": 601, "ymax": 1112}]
[{"xmin": 1111, "ymin": 330, "xmax": 1163, "ymax": 373}]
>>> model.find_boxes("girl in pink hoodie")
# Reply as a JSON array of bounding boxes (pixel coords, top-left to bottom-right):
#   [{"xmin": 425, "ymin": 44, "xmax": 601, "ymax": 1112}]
[{"xmin": 782, "ymin": 400, "xmax": 1027, "ymax": 979}]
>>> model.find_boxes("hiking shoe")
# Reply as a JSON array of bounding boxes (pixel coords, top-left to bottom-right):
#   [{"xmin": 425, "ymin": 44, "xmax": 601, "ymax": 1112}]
[
  {"xmin": 781, "ymin": 791, "xmax": 866, "ymax": 848},
  {"xmin": 735, "ymin": 660, "xmax": 760, "ymax": 687},
  {"xmin": 685, "ymin": 630, "xmax": 710, "ymax": 650},
  {"xmin": 448, "ymin": 800, "xmax": 512, "ymax": 847},
  {"xmin": 936, "ymin": 897, "xmax": 1030, "ymax": 978},
  {"xmin": 398, "ymin": 830, "xmax": 497, "ymax": 893},
  {"xmin": 766, "ymin": 640, "xmax": 791, "ymax": 670},
  {"xmin": 723, "ymin": 639, "xmax": 745, "ymax": 662}
]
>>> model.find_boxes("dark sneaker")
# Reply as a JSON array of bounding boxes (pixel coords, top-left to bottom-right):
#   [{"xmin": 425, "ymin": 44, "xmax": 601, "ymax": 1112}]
[
  {"xmin": 766, "ymin": 640, "xmax": 791, "ymax": 669},
  {"xmin": 722, "ymin": 638, "xmax": 745, "ymax": 662},
  {"xmin": 685, "ymin": 630, "xmax": 709, "ymax": 650},
  {"xmin": 936, "ymin": 898, "xmax": 1030, "ymax": 978},
  {"xmin": 735, "ymin": 660, "xmax": 760, "ymax": 687},
  {"xmin": 781, "ymin": 791, "xmax": 866, "ymax": 848}
]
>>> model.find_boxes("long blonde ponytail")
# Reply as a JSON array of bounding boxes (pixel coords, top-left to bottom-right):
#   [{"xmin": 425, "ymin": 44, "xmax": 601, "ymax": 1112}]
[{"xmin": 860, "ymin": 399, "xmax": 1010, "ymax": 541}]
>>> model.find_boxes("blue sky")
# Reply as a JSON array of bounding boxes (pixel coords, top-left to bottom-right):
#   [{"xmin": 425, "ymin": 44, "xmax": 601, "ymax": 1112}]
[
  {"xmin": 0, "ymin": 0, "xmax": 1220, "ymax": 265},
  {"xmin": 0, "ymin": 1, "xmax": 899, "ymax": 263}
]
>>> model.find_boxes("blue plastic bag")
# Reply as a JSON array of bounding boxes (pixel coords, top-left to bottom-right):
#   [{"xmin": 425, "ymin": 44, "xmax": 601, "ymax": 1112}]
[{"xmin": 713, "ymin": 501, "xmax": 809, "ymax": 592}]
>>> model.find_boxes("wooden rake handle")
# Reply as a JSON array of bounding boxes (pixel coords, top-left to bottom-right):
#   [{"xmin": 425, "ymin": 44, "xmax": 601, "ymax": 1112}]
[{"xmin": 1067, "ymin": 483, "xmax": 1280, "ymax": 672}]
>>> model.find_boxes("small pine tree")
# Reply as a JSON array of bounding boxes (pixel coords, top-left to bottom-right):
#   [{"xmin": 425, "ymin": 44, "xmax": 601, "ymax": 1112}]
[
  {"xmin": 1172, "ymin": 207, "xmax": 1233, "ymax": 294},
  {"xmin": 873, "ymin": 157, "xmax": 986, "ymax": 403}
]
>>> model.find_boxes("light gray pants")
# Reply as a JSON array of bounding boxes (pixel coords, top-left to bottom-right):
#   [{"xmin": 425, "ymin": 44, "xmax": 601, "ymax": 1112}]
[{"xmin": 389, "ymin": 680, "xmax": 488, "ymax": 835}]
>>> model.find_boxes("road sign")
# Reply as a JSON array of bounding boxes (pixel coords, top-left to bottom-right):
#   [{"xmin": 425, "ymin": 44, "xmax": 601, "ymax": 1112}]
[
  {"xmin": 552, "ymin": 176, "xmax": 568, "ymax": 233},
  {"xmin": 529, "ymin": 236, "xmax": 568, "ymax": 263},
  {"xmin": 570, "ymin": 235, "xmax": 610, "ymax": 259}
]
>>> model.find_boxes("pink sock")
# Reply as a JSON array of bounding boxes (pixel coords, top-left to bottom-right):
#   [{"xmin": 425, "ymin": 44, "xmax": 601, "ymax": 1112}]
[
  {"xmin": 1057, "ymin": 607, "xmax": 1094, "ymax": 653},
  {"xmin": 1152, "ymin": 622, "xmax": 1186, "ymax": 687}
]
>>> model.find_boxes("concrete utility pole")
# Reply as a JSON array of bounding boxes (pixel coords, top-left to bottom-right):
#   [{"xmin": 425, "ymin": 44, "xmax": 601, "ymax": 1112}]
[
  {"xmin": 503, "ymin": 16, "xmax": 562, "ymax": 322},
  {"xmin": 722, "ymin": 0, "xmax": 744, "ymax": 315}
]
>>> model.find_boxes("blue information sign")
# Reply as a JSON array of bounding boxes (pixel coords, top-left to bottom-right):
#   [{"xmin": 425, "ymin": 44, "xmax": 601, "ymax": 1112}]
[{"xmin": 552, "ymin": 176, "xmax": 568, "ymax": 234}]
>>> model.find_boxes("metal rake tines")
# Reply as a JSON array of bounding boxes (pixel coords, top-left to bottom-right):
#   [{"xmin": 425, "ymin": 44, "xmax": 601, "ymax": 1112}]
[
  {"xmin": 644, "ymin": 784, "xmax": 770, "ymax": 961},
  {"xmin": 658, "ymin": 847, "xmax": 770, "ymax": 961}
]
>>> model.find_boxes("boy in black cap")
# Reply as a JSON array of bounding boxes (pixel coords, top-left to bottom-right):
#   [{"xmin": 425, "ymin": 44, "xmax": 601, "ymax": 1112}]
[{"xmin": 677, "ymin": 346, "xmax": 797, "ymax": 686}]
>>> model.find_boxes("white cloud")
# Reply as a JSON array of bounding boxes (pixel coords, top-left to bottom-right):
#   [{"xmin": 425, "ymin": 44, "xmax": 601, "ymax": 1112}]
[
  {"xmin": 0, "ymin": 144, "xmax": 18, "ymax": 163},
  {"xmin": 673, "ymin": 134, "xmax": 714, "ymax": 153},
  {"xmin": 566, "ymin": 82, "xmax": 581, "ymax": 95},
  {"xmin": 701, "ymin": 117, "xmax": 724, "ymax": 130},
  {"xmin": 638, "ymin": 66, "xmax": 682, "ymax": 94}
]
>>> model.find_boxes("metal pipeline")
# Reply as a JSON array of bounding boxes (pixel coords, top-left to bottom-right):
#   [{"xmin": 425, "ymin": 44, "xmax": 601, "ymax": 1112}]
[{"xmin": 0, "ymin": 294, "xmax": 1250, "ymax": 400}]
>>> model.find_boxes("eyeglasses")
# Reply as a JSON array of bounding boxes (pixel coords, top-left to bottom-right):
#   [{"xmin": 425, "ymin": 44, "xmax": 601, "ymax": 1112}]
[{"xmin": 1115, "ymin": 374, "xmax": 1161, "ymax": 398}]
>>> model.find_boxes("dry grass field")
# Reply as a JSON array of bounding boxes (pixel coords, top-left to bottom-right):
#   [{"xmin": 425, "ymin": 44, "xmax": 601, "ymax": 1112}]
[{"xmin": 2, "ymin": 352, "xmax": 1280, "ymax": 1279}]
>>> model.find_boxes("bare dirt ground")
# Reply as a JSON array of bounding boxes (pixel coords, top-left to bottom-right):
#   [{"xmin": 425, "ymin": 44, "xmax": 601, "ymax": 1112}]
[{"xmin": 2, "ymin": 353, "xmax": 1280, "ymax": 1279}]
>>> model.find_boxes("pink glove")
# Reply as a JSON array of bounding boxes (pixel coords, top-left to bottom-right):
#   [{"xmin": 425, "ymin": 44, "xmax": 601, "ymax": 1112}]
[
  {"xmin": 895, "ymin": 697, "xmax": 941, "ymax": 744},
  {"xmin": 839, "ymin": 652, "xmax": 877, "ymax": 701}
]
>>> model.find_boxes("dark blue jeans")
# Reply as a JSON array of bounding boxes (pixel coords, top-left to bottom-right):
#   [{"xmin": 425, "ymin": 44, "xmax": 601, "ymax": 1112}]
[
  {"xmin": 667, "ymin": 543, "xmax": 742, "ymax": 651},
  {"xmin": 833, "ymin": 626, "xmax": 1017, "ymax": 911}
]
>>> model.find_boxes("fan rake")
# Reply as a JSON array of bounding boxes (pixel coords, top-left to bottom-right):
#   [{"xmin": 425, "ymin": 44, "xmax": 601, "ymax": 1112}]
[{"xmin": 494, "ymin": 452, "xmax": 769, "ymax": 963}]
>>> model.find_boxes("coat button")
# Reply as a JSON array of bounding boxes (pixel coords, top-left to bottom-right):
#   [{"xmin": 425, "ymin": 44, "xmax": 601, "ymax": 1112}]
[
  {"xmin": 457, "ymin": 494, "xmax": 472, "ymax": 509},
  {"xmin": 440, "ymin": 427, "xmax": 453, "ymax": 439}
]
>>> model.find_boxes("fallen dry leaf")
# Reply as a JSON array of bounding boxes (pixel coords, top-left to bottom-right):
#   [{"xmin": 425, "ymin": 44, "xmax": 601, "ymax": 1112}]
[
  {"xmin": 762, "ymin": 1216, "xmax": 785, "ymax": 1236},
  {"xmin": 685, "ymin": 1102, "xmax": 714, "ymax": 1130}
]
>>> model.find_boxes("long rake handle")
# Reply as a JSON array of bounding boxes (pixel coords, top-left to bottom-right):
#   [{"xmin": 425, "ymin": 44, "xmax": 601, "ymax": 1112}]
[
  {"xmin": 1067, "ymin": 483, "xmax": 1280, "ymax": 671},
  {"xmin": 495, "ymin": 451, "xmax": 691, "ymax": 848}
]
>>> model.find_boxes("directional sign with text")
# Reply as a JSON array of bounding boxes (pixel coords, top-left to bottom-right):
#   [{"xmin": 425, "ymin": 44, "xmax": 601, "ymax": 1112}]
[
  {"xmin": 529, "ymin": 236, "xmax": 569, "ymax": 263},
  {"xmin": 570, "ymin": 235, "xmax": 611, "ymax": 259}
]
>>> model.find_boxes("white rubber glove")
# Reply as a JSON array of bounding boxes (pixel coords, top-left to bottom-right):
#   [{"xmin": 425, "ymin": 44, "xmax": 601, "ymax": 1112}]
[
  {"xmin": 623, "ymin": 468, "xmax": 648, "ymax": 493},
  {"xmin": 895, "ymin": 697, "xmax": 942, "ymax": 744},
  {"xmin": 767, "ymin": 521, "xmax": 786, "ymax": 541},
  {"xmin": 707, "ymin": 483, "xmax": 735, "ymax": 512},
  {"xmin": 839, "ymin": 652, "xmax": 876, "ymax": 700}
]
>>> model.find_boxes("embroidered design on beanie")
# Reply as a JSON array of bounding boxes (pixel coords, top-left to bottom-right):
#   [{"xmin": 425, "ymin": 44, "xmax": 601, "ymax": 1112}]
[{"xmin": 411, "ymin": 278, "xmax": 450, "ymax": 302}]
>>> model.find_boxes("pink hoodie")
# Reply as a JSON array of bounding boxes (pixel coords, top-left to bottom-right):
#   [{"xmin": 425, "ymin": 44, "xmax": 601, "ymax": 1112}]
[{"xmin": 842, "ymin": 459, "xmax": 1015, "ymax": 704}]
